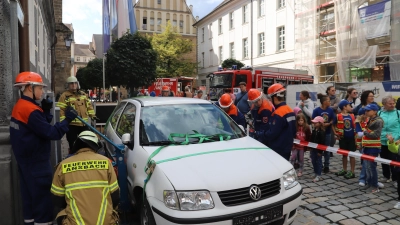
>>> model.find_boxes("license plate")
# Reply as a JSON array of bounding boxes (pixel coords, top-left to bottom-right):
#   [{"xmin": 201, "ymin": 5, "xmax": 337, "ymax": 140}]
[{"xmin": 233, "ymin": 205, "xmax": 283, "ymax": 225}]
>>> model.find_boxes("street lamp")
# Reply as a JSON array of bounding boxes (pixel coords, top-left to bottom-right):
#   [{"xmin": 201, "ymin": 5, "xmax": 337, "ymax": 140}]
[{"xmin": 64, "ymin": 34, "xmax": 73, "ymax": 50}]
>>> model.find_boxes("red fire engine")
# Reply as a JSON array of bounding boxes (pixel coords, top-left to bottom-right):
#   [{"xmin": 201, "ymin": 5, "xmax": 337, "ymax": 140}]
[{"xmin": 207, "ymin": 66, "xmax": 313, "ymax": 101}]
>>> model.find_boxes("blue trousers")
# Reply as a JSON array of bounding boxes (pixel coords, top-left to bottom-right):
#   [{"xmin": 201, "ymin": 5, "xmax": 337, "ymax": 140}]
[
  {"xmin": 311, "ymin": 149, "xmax": 322, "ymax": 176},
  {"xmin": 364, "ymin": 153, "xmax": 379, "ymax": 188},
  {"xmin": 18, "ymin": 161, "xmax": 54, "ymax": 223},
  {"xmin": 323, "ymin": 133, "xmax": 332, "ymax": 168}
]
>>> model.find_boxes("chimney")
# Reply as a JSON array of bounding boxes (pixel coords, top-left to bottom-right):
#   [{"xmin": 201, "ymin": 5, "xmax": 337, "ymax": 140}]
[{"xmin": 189, "ymin": 5, "xmax": 193, "ymax": 13}]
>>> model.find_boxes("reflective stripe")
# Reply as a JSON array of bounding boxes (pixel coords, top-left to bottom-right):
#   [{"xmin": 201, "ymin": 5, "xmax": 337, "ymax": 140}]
[
  {"xmin": 286, "ymin": 116, "xmax": 295, "ymax": 122},
  {"xmin": 66, "ymin": 191, "xmax": 85, "ymax": 225},
  {"xmin": 109, "ymin": 180, "xmax": 118, "ymax": 192},
  {"xmin": 96, "ymin": 187, "xmax": 109, "ymax": 225},
  {"xmin": 24, "ymin": 219, "xmax": 34, "ymax": 223},
  {"xmin": 65, "ymin": 180, "xmax": 109, "ymax": 191},
  {"xmin": 51, "ymin": 184, "xmax": 65, "ymax": 195},
  {"xmin": 57, "ymin": 102, "xmax": 67, "ymax": 108},
  {"xmin": 34, "ymin": 222, "xmax": 53, "ymax": 225}
]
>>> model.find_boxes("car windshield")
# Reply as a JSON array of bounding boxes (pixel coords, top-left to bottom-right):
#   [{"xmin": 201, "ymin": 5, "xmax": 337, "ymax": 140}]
[
  {"xmin": 139, "ymin": 104, "xmax": 245, "ymax": 145},
  {"xmin": 210, "ymin": 73, "xmax": 233, "ymax": 88}
]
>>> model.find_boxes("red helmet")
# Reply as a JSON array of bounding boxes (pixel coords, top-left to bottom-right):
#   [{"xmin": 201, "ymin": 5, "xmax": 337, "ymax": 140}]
[
  {"xmin": 161, "ymin": 86, "xmax": 170, "ymax": 91},
  {"xmin": 247, "ymin": 89, "xmax": 262, "ymax": 102},
  {"xmin": 14, "ymin": 72, "xmax": 47, "ymax": 88},
  {"xmin": 219, "ymin": 94, "xmax": 233, "ymax": 108},
  {"xmin": 268, "ymin": 83, "xmax": 286, "ymax": 97}
]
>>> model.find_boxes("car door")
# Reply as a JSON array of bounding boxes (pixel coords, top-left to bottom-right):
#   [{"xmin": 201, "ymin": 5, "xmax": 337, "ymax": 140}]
[{"xmin": 104, "ymin": 101, "xmax": 127, "ymax": 155}]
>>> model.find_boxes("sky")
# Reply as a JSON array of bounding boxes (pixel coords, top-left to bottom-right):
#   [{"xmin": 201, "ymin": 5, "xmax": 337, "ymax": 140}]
[{"xmin": 63, "ymin": 0, "xmax": 224, "ymax": 44}]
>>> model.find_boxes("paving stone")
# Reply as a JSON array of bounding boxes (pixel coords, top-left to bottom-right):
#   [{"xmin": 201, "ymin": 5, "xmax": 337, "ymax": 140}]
[
  {"xmin": 355, "ymin": 195, "xmax": 370, "ymax": 201},
  {"xmin": 301, "ymin": 209, "xmax": 316, "ymax": 218},
  {"xmin": 351, "ymin": 209, "xmax": 369, "ymax": 216},
  {"xmin": 371, "ymin": 204, "xmax": 389, "ymax": 212},
  {"xmin": 312, "ymin": 187, "xmax": 324, "ymax": 192},
  {"xmin": 379, "ymin": 211, "xmax": 397, "ymax": 219},
  {"xmin": 323, "ymin": 191, "xmax": 335, "ymax": 196},
  {"xmin": 390, "ymin": 209, "xmax": 400, "ymax": 216},
  {"xmin": 313, "ymin": 208, "xmax": 333, "ymax": 216},
  {"xmin": 360, "ymin": 207, "xmax": 378, "ymax": 214},
  {"xmin": 303, "ymin": 204, "xmax": 319, "ymax": 210},
  {"xmin": 339, "ymin": 219, "xmax": 365, "ymax": 225},
  {"xmin": 306, "ymin": 197, "xmax": 330, "ymax": 203},
  {"xmin": 347, "ymin": 197, "xmax": 363, "ymax": 203},
  {"xmin": 377, "ymin": 222, "xmax": 392, "ymax": 225},
  {"xmin": 369, "ymin": 213, "xmax": 385, "ymax": 221},
  {"xmin": 325, "ymin": 213, "xmax": 346, "ymax": 222},
  {"xmin": 369, "ymin": 198, "xmax": 385, "ymax": 204},
  {"xmin": 310, "ymin": 192, "xmax": 328, "ymax": 197},
  {"xmin": 303, "ymin": 188, "xmax": 315, "ymax": 193},
  {"xmin": 356, "ymin": 216, "xmax": 378, "ymax": 224},
  {"xmin": 327, "ymin": 200, "xmax": 342, "ymax": 205},
  {"xmin": 340, "ymin": 210, "xmax": 358, "ymax": 218},
  {"xmin": 293, "ymin": 214, "xmax": 309, "ymax": 224},
  {"xmin": 357, "ymin": 216, "xmax": 378, "ymax": 224},
  {"xmin": 380, "ymin": 195, "xmax": 394, "ymax": 201},
  {"xmin": 387, "ymin": 220, "xmax": 400, "ymax": 225},
  {"xmin": 338, "ymin": 199, "xmax": 352, "ymax": 204},
  {"xmin": 316, "ymin": 201, "xmax": 331, "ymax": 207},
  {"xmin": 312, "ymin": 216, "xmax": 330, "ymax": 224},
  {"xmin": 327, "ymin": 184, "xmax": 340, "ymax": 188},
  {"xmin": 337, "ymin": 187, "xmax": 351, "ymax": 192},
  {"xmin": 331, "ymin": 189, "xmax": 343, "ymax": 194},
  {"xmin": 327, "ymin": 205, "xmax": 349, "ymax": 212}
]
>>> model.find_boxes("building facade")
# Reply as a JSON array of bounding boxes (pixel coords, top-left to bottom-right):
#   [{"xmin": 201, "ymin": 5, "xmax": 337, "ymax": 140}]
[
  {"xmin": 70, "ymin": 43, "xmax": 96, "ymax": 76},
  {"xmin": 194, "ymin": 0, "xmax": 295, "ymax": 86},
  {"xmin": 134, "ymin": 0, "xmax": 198, "ymax": 75}
]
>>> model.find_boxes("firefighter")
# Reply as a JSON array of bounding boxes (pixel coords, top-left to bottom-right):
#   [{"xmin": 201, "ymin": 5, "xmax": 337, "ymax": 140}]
[
  {"xmin": 51, "ymin": 131, "xmax": 119, "ymax": 225},
  {"xmin": 57, "ymin": 76, "xmax": 98, "ymax": 150},
  {"xmin": 257, "ymin": 83, "xmax": 296, "ymax": 160},
  {"xmin": 161, "ymin": 86, "xmax": 171, "ymax": 97},
  {"xmin": 247, "ymin": 88, "xmax": 274, "ymax": 145},
  {"xmin": 218, "ymin": 93, "xmax": 246, "ymax": 128},
  {"xmin": 10, "ymin": 72, "xmax": 78, "ymax": 225}
]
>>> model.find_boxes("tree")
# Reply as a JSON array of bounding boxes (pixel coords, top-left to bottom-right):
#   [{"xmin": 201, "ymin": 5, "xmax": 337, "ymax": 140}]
[
  {"xmin": 106, "ymin": 32, "xmax": 157, "ymax": 90},
  {"xmin": 221, "ymin": 58, "xmax": 244, "ymax": 70},
  {"xmin": 148, "ymin": 21, "xmax": 198, "ymax": 78},
  {"xmin": 76, "ymin": 58, "xmax": 108, "ymax": 91}
]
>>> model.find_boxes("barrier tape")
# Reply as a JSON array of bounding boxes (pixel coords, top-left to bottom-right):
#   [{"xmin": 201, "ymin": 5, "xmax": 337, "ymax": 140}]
[{"xmin": 294, "ymin": 139, "xmax": 400, "ymax": 167}]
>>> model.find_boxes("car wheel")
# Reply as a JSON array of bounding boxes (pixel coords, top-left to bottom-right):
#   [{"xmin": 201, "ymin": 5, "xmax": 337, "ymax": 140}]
[{"xmin": 141, "ymin": 197, "xmax": 156, "ymax": 225}]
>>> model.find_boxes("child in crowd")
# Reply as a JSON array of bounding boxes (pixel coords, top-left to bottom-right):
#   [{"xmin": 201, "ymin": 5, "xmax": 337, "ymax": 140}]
[
  {"xmin": 386, "ymin": 134, "xmax": 400, "ymax": 209},
  {"xmin": 334, "ymin": 100, "xmax": 356, "ymax": 179},
  {"xmin": 310, "ymin": 116, "xmax": 326, "ymax": 182},
  {"xmin": 291, "ymin": 114, "xmax": 311, "ymax": 177},
  {"xmin": 360, "ymin": 104, "xmax": 384, "ymax": 193}
]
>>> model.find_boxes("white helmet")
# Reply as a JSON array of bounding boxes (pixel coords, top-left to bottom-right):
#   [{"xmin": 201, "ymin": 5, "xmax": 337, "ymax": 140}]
[{"xmin": 71, "ymin": 131, "xmax": 101, "ymax": 153}]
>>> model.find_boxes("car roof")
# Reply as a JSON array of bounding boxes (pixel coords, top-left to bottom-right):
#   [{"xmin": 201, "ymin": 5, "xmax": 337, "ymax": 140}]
[{"xmin": 124, "ymin": 97, "xmax": 212, "ymax": 106}]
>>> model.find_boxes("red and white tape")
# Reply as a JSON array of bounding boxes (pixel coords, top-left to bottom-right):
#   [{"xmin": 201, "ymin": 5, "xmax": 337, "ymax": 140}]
[{"xmin": 294, "ymin": 139, "xmax": 400, "ymax": 167}]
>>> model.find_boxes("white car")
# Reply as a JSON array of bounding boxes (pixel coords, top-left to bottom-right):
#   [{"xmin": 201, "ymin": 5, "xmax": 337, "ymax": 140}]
[{"xmin": 103, "ymin": 97, "xmax": 302, "ymax": 225}]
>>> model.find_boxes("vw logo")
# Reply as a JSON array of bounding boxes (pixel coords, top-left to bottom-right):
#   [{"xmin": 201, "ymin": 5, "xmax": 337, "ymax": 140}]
[{"xmin": 249, "ymin": 185, "xmax": 262, "ymax": 201}]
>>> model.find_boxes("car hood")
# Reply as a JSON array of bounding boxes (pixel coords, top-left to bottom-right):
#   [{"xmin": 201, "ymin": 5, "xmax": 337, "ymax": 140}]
[{"xmin": 142, "ymin": 137, "xmax": 291, "ymax": 191}]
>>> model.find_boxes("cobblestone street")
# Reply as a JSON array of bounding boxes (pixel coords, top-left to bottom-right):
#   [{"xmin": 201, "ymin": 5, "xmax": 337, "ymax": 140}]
[{"xmin": 293, "ymin": 151, "xmax": 400, "ymax": 225}]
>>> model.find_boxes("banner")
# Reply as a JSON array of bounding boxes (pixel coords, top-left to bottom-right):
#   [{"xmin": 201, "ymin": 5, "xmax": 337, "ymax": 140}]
[
  {"xmin": 147, "ymin": 78, "xmax": 178, "ymax": 96},
  {"xmin": 359, "ymin": 0, "xmax": 391, "ymax": 39},
  {"xmin": 103, "ymin": 0, "xmax": 110, "ymax": 53},
  {"xmin": 117, "ymin": 0, "xmax": 131, "ymax": 37},
  {"xmin": 127, "ymin": 0, "xmax": 137, "ymax": 33},
  {"xmin": 110, "ymin": 0, "xmax": 118, "ymax": 42}
]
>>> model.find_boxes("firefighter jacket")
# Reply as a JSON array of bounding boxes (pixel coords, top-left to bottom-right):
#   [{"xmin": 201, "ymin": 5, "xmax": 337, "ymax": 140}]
[
  {"xmin": 226, "ymin": 104, "xmax": 246, "ymax": 128},
  {"xmin": 250, "ymin": 99, "xmax": 273, "ymax": 144},
  {"xmin": 362, "ymin": 115, "xmax": 384, "ymax": 154},
  {"xmin": 51, "ymin": 148, "xmax": 119, "ymax": 225},
  {"xmin": 355, "ymin": 118, "xmax": 368, "ymax": 149},
  {"xmin": 334, "ymin": 113, "xmax": 355, "ymax": 138},
  {"xmin": 262, "ymin": 102, "xmax": 296, "ymax": 156},
  {"xmin": 57, "ymin": 90, "xmax": 95, "ymax": 126}
]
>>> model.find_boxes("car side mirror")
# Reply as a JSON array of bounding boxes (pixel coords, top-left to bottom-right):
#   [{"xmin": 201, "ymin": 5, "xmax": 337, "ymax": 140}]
[
  {"xmin": 121, "ymin": 133, "xmax": 133, "ymax": 149},
  {"xmin": 238, "ymin": 125, "xmax": 245, "ymax": 132}
]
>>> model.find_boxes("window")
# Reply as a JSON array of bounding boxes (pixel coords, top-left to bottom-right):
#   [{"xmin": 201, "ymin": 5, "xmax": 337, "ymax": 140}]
[
  {"xmin": 116, "ymin": 103, "xmax": 136, "ymax": 137},
  {"xmin": 158, "ymin": 0, "xmax": 161, "ymax": 4},
  {"xmin": 201, "ymin": 80, "xmax": 206, "ymax": 86},
  {"xmin": 259, "ymin": 33, "xmax": 265, "ymax": 55},
  {"xmin": 179, "ymin": 20, "xmax": 183, "ymax": 28},
  {"xmin": 201, "ymin": 27, "xmax": 204, "ymax": 42},
  {"xmin": 229, "ymin": 12, "xmax": 234, "ymax": 29},
  {"xmin": 202, "ymin": 52, "xmax": 205, "ymax": 68},
  {"xmin": 173, "ymin": 20, "xmax": 177, "ymax": 26},
  {"xmin": 218, "ymin": 18, "xmax": 222, "ymax": 34},
  {"xmin": 243, "ymin": 38, "xmax": 248, "ymax": 58},
  {"xmin": 278, "ymin": 0, "xmax": 285, "ymax": 9},
  {"xmin": 243, "ymin": 5, "xmax": 248, "ymax": 23},
  {"xmin": 110, "ymin": 102, "xmax": 127, "ymax": 129},
  {"xmin": 142, "ymin": 18, "xmax": 147, "ymax": 30},
  {"xmin": 83, "ymin": 57, "xmax": 86, "ymax": 62},
  {"xmin": 259, "ymin": 0, "xmax": 265, "ymax": 16},
  {"xmin": 209, "ymin": 23, "xmax": 213, "ymax": 38},
  {"xmin": 230, "ymin": 42, "xmax": 235, "ymax": 59},
  {"xmin": 209, "ymin": 49, "xmax": 213, "ymax": 66},
  {"xmin": 235, "ymin": 74, "xmax": 248, "ymax": 87},
  {"xmin": 157, "ymin": 18, "xmax": 162, "ymax": 25},
  {"xmin": 278, "ymin": 26, "xmax": 285, "ymax": 50},
  {"xmin": 219, "ymin": 46, "xmax": 223, "ymax": 63},
  {"xmin": 76, "ymin": 57, "xmax": 80, "ymax": 62},
  {"xmin": 150, "ymin": 18, "xmax": 154, "ymax": 25}
]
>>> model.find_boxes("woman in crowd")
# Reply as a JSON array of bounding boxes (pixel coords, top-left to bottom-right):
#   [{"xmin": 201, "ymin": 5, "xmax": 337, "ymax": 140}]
[
  {"xmin": 345, "ymin": 88, "xmax": 361, "ymax": 109},
  {"xmin": 297, "ymin": 90, "xmax": 314, "ymax": 124},
  {"xmin": 353, "ymin": 90, "xmax": 381, "ymax": 116}
]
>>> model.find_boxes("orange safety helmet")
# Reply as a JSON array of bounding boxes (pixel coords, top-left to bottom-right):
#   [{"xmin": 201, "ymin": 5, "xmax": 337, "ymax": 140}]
[
  {"xmin": 219, "ymin": 93, "xmax": 233, "ymax": 108},
  {"xmin": 267, "ymin": 83, "xmax": 286, "ymax": 97},
  {"xmin": 14, "ymin": 72, "xmax": 47, "ymax": 88},
  {"xmin": 161, "ymin": 86, "xmax": 170, "ymax": 91},
  {"xmin": 247, "ymin": 88, "xmax": 262, "ymax": 102}
]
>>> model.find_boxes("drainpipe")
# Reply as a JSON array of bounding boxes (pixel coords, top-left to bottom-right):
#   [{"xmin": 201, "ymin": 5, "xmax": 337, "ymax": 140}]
[
  {"xmin": 51, "ymin": 35, "xmax": 58, "ymax": 92},
  {"xmin": 250, "ymin": 0, "xmax": 253, "ymax": 68}
]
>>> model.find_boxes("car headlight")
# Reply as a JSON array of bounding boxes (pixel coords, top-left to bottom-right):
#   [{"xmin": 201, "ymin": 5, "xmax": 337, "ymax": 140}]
[
  {"xmin": 163, "ymin": 190, "xmax": 214, "ymax": 211},
  {"xmin": 282, "ymin": 168, "xmax": 298, "ymax": 190}
]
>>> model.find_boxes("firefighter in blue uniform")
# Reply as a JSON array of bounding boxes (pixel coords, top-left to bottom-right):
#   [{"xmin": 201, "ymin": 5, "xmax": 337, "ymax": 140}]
[
  {"xmin": 9, "ymin": 72, "xmax": 78, "ymax": 225},
  {"xmin": 247, "ymin": 88, "xmax": 274, "ymax": 145},
  {"xmin": 218, "ymin": 93, "xmax": 246, "ymax": 128},
  {"xmin": 257, "ymin": 83, "xmax": 296, "ymax": 160}
]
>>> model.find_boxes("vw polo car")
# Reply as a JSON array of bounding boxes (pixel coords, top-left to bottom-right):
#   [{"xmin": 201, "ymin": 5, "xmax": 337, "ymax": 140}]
[{"xmin": 103, "ymin": 97, "xmax": 302, "ymax": 225}]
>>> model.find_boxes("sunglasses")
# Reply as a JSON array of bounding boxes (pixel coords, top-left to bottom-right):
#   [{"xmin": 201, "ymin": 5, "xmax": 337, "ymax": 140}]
[{"xmin": 352, "ymin": 92, "xmax": 358, "ymax": 94}]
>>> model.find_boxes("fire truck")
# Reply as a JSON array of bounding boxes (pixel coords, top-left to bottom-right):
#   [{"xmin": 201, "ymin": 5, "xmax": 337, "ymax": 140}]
[{"xmin": 207, "ymin": 66, "xmax": 313, "ymax": 101}]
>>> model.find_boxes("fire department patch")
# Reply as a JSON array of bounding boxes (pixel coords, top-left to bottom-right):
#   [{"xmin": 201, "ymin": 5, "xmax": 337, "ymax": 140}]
[{"xmin": 263, "ymin": 117, "xmax": 268, "ymax": 123}]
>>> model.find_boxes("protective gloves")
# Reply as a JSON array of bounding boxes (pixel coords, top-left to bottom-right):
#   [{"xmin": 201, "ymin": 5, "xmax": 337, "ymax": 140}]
[
  {"xmin": 65, "ymin": 106, "xmax": 78, "ymax": 122},
  {"xmin": 357, "ymin": 132, "xmax": 364, "ymax": 138},
  {"xmin": 41, "ymin": 96, "xmax": 53, "ymax": 112}
]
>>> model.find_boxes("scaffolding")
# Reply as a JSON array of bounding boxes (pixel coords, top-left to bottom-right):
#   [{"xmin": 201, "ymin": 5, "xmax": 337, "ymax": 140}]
[{"xmin": 294, "ymin": 0, "xmax": 400, "ymax": 83}]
